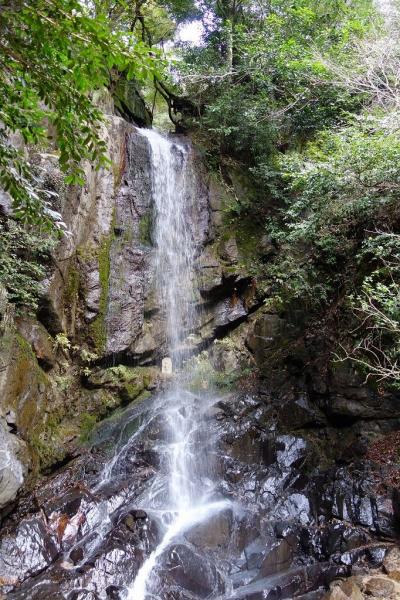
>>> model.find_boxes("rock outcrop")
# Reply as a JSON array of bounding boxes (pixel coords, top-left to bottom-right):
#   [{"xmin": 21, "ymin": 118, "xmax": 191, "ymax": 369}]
[{"xmin": 0, "ymin": 112, "xmax": 264, "ymax": 508}]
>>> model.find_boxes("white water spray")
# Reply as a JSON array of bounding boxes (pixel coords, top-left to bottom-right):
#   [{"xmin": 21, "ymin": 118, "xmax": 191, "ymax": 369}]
[{"xmin": 126, "ymin": 129, "xmax": 228, "ymax": 600}]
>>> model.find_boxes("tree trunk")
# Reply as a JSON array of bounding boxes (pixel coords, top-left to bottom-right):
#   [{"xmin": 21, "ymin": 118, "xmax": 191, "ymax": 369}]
[{"xmin": 225, "ymin": 19, "xmax": 233, "ymax": 72}]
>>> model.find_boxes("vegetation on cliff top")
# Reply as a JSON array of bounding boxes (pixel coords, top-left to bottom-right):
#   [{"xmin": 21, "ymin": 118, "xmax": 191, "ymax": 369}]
[{"xmin": 0, "ymin": 0, "xmax": 163, "ymax": 224}]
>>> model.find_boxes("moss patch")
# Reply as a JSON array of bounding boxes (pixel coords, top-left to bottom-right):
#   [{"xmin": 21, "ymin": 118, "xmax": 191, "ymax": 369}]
[
  {"xmin": 7, "ymin": 333, "xmax": 49, "ymax": 427},
  {"xmin": 0, "ymin": 330, "xmax": 68, "ymax": 470},
  {"xmin": 65, "ymin": 264, "xmax": 80, "ymax": 305},
  {"xmin": 79, "ymin": 412, "xmax": 98, "ymax": 442},
  {"xmin": 89, "ymin": 215, "xmax": 116, "ymax": 352},
  {"xmin": 210, "ymin": 168, "xmax": 265, "ymax": 275},
  {"xmin": 87, "ymin": 364, "xmax": 157, "ymax": 402},
  {"xmin": 113, "ymin": 135, "xmax": 127, "ymax": 191},
  {"xmin": 30, "ymin": 411, "xmax": 69, "ymax": 469},
  {"xmin": 138, "ymin": 211, "xmax": 152, "ymax": 246},
  {"xmin": 234, "ymin": 216, "xmax": 265, "ymax": 273}
]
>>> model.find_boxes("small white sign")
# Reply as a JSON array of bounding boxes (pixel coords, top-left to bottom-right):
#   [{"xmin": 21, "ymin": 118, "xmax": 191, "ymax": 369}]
[{"xmin": 162, "ymin": 357, "xmax": 173, "ymax": 375}]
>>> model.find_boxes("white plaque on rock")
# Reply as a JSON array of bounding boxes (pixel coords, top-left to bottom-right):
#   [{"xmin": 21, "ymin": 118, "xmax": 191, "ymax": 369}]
[{"xmin": 162, "ymin": 357, "xmax": 173, "ymax": 375}]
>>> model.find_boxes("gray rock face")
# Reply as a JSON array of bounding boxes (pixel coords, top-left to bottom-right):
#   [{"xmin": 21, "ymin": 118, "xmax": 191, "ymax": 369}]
[
  {"xmin": 105, "ymin": 131, "xmax": 153, "ymax": 355},
  {"xmin": 101, "ymin": 133, "xmax": 263, "ymax": 363},
  {"xmin": 246, "ymin": 312, "xmax": 302, "ymax": 374},
  {"xmin": 16, "ymin": 317, "xmax": 55, "ymax": 370},
  {"xmin": 38, "ymin": 117, "xmax": 128, "ymax": 338},
  {"xmin": 31, "ymin": 119, "xmax": 261, "ymax": 364},
  {"xmin": 0, "ymin": 420, "xmax": 25, "ymax": 509},
  {"xmin": 0, "ymin": 287, "xmax": 29, "ymax": 506}
]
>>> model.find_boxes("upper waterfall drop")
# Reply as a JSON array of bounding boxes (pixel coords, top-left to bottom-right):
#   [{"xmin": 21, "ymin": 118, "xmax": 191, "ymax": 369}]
[{"xmin": 141, "ymin": 129, "xmax": 197, "ymax": 368}]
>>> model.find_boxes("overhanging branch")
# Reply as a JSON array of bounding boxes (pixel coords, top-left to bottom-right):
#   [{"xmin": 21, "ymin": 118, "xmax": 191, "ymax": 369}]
[{"xmin": 154, "ymin": 78, "xmax": 201, "ymax": 130}]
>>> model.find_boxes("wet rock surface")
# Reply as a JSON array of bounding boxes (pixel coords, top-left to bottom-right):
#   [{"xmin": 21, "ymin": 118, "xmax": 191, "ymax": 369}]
[{"xmin": 0, "ymin": 387, "xmax": 398, "ymax": 599}]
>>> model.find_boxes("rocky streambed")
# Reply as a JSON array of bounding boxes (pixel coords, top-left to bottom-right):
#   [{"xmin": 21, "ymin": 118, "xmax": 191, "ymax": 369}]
[{"xmin": 0, "ymin": 380, "xmax": 399, "ymax": 600}]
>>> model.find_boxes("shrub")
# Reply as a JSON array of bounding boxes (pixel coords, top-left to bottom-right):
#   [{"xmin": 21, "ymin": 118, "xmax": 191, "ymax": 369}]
[
  {"xmin": 265, "ymin": 111, "xmax": 400, "ymax": 308},
  {"xmin": 0, "ymin": 219, "xmax": 56, "ymax": 313}
]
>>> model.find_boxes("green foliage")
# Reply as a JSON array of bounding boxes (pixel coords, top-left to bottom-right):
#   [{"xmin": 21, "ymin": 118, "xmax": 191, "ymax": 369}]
[
  {"xmin": 80, "ymin": 348, "xmax": 99, "ymax": 364},
  {"xmin": 344, "ymin": 232, "xmax": 400, "ymax": 386},
  {"xmin": 96, "ymin": 0, "xmax": 199, "ymax": 43},
  {"xmin": 0, "ymin": 219, "xmax": 56, "ymax": 312},
  {"xmin": 53, "ymin": 333, "xmax": 71, "ymax": 352},
  {"xmin": 179, "ymin": 0, "xmax": 375, "ymax": 165},
  {"xmin": 0, "ymin": 0, "xmax": 159, "ymax": 224},
  {"xmin": 263, "ymin": 112, "xmax": 400, "ymax": 307}
]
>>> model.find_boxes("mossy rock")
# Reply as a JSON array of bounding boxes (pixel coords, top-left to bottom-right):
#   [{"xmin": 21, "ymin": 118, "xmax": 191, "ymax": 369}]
[
  {"xmin": 113, "ymin": 76, "xmax": 152, "ymax": 127},
  {"xmin": 65, "ymin": 264, "xmax": 80, "ymax": 305},
  {"xmin": 78, "ymin": 213, "xmax": 116, "ymax": 353},
  {"xmin": 30, "ymin": 416, "xmax": 74, "ymax": 470},
  {"xmin": 0, "ymin": 332, "xmax": 51, "ymax": 433},
  {"xmin": 138, "ymin": 211, "xmax": 153, "ymax": 246},
  {"xmin": 212, "ymin": 166, "xmax": 266, "ymax": 275},
  {"xmin": 79, "ymin": 413, "xmax": 98, "ymax": 442},
  {"xmin": 89, "ymin": 232, "xmax": 114, "ymax": 352},
  {"xmin": 86, "ymin": 365, "xmax": 157, "ymax": 402}
]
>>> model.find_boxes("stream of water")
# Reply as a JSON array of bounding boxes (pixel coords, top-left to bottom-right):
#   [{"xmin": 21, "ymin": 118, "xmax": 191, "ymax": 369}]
[{"xmin": 125, "ymin": 129, "xmax": 229, "ymax": 599}]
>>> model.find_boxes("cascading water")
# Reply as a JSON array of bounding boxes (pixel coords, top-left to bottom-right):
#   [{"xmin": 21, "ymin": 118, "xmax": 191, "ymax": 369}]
[{"xmin": 126, "ymin": 129, "xmax": 229, "ymax": 600}]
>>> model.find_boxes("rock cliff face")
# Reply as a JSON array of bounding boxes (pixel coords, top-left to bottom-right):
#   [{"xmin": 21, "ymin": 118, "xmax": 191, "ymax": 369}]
[
  {"xmin": 0, "ymin": 115, "xmax": 262, "ymax": 510},
  {"xmin": 0, "ymin": 111, "xmax": 399, "ymax": 599},
  {"xmin": 0, "ymin": 116, "xmax": 156, "ymax": 507}
]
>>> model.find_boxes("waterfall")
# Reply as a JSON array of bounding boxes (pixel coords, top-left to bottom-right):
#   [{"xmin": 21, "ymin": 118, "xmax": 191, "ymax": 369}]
[
  {"xmin": 126, "ymin": 130, "xmax": 228, "ymax": 600},
  {"xmin": 148, "ymin": 130, "xmax": 196, "ymax": 369}
]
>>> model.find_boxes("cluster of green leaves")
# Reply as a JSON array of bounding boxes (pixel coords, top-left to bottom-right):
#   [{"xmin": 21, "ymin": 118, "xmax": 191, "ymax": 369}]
[
  {"xmin": 96, "ymin": 0, "xmax": 198, "ymax": 44},
  {"xmin": 0, "ymin": 0, "xmax": 159, "ymax": 223},
  {"xmin": 265, "ymin": 113, "xmax": 400, "ymax": 304},
  {"xmin": 0, "ymin": 219, "xmax": 56, "ymax": 312}
]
